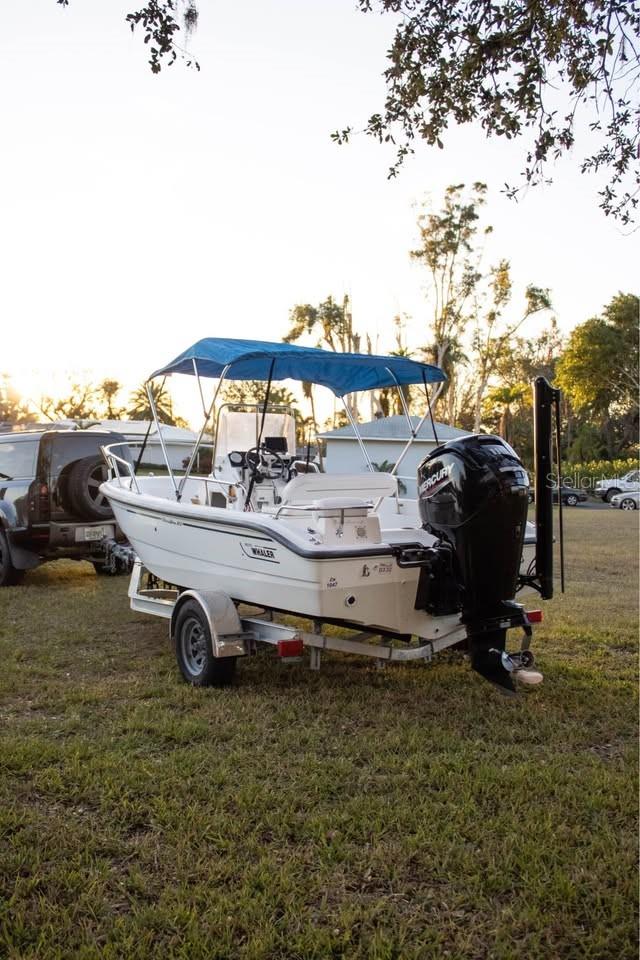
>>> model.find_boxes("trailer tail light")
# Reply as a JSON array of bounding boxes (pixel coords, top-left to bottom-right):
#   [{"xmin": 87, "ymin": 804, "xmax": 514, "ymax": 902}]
[
  {"xmin": 527, "ymin": 610, "xmax": 543, "ymax": 623},
  {"xmin": 277, "ymin": 638, "xmax": 304, "ymax": 658}
]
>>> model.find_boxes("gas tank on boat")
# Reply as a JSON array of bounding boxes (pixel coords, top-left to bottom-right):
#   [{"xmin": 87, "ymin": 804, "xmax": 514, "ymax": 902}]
[{"xmin": 417, "ymin": 435, "xmax": 530, "ymax": 622}]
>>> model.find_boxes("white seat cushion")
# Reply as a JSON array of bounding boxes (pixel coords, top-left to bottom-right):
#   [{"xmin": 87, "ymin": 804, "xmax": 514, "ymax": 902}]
[
  {"xmin": 279, "ymin": 472, "xmax": 397, "ymax": 505},
  {"xmin": 311, "ymin": 497, "xmax": 370, "ymax": 518}
]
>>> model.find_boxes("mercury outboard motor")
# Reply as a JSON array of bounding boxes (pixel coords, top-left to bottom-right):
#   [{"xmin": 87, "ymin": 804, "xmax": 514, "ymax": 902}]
[{"xmin": 416, "ymin": 434, "xmax": 531, "ymax": 693}]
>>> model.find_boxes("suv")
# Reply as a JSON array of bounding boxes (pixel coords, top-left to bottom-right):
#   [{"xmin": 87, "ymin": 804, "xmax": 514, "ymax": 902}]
[
  {"xmin": 594, "ymin": 469, "xmax": 640, "ymax": 503},
  {"xmin": 0, "ymin": 429, "xmax": 132, "ymax": 586}
]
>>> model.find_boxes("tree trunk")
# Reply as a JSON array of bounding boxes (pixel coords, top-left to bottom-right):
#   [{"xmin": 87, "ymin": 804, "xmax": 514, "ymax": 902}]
[
  {"xmin": 500, "ymin": 405, "xmax": 511, "ymax": 442},
  {"xmin": 604, "ymin": 414, "xmax": 615, "ymax": 460},
  {"xmin": 447, "ymin": 376, "xmax": 456, "ymax": 426},
  {"xmin": 309, "ymin": 390, "xmax": 323, "ymax": 470}
]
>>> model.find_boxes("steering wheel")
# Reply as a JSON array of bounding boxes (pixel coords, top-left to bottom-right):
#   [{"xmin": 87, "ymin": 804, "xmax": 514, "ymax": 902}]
[{"xmin": 245, "ymin": 445, "xmax": 287, "ymax": 480}]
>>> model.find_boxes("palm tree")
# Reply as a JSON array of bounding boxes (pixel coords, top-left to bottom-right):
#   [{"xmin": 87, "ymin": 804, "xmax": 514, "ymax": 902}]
[
  {"xmin": 128, "ymin": 381, "xmax": 176, "ymax": 425},
  {"xmin": 286, "ymin": 295, "xmax": 361, "ymax": 418},
  {"xmin": 302, "ymin": 380, "xmax": 323, "ymax": 469},
  {"xmin": 97, "ymin": 379, "xmax": 124, "ymax": 419}
]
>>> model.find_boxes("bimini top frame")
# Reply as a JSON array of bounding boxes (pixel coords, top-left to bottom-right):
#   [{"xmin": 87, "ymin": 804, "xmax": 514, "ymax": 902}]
[
  {"xmin": 150, "ymin": 337, "xmax": 445, "ymax": 395},
  {"xmin": 140, "ymin": 337, "xmax": 447, "ymax": 505}
]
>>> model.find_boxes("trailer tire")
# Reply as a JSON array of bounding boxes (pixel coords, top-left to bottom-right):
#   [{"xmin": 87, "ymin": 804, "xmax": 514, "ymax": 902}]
[{"xmin": 174, "ymin": 599, "xmax": 237, "ymax": 687}]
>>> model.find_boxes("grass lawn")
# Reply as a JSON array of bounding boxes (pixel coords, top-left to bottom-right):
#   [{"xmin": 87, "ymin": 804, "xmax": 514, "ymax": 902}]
[{"xmin": 0, "ymin": 509, "xmax": 637, "ymax": 959}]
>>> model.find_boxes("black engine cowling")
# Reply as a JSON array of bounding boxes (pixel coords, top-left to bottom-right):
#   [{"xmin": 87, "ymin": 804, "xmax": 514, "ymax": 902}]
[{"xmin": 416, "ymin": 434, "xmax": 531, "ymax": 691}]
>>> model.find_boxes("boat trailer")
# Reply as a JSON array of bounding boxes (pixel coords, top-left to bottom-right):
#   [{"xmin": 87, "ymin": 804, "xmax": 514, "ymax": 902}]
[{"xmin": 128, "ymin": 560, "xmax": 543, "ymax": 690}]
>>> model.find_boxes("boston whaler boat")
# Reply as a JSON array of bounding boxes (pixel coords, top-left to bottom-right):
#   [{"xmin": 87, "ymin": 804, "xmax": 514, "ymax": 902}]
[{"xmin": 100, "ymin": 338, "xmax": 563, "ymax": 694}]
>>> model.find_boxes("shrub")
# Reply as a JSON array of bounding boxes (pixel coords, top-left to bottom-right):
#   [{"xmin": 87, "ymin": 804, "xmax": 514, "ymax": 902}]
[{"xmin": 555, "ymin": 458, "xmax": 639, "ymax": 492}]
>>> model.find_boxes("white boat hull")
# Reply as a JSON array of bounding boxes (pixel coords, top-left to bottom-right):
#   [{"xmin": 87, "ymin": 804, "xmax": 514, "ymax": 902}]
[{"xmin": 104, "ymin": 481, "xmax": 468, "ymax": 642}]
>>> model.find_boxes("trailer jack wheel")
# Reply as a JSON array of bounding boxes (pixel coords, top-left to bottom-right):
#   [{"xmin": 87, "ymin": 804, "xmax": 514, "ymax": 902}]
[{"xmin": 174, "ymin": 600, "xmax": 237, "ymax": 687}]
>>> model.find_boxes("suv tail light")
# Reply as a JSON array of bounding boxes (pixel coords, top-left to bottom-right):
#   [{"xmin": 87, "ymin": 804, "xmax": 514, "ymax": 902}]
[{"xmin": 38, "ymin": 483, "xmax": 50, "ymax": 522}]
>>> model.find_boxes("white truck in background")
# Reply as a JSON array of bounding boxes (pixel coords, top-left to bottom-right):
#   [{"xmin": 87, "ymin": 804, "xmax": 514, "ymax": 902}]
[{"xmin": 594, "ymin": 469, "xmax": 640, "ymax": 502}]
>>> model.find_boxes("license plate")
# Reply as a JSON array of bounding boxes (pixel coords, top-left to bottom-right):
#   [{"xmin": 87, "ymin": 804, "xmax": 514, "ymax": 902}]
[{"xmin": 83, "ymin": 526, "xmax": 106, "ymax": 541}]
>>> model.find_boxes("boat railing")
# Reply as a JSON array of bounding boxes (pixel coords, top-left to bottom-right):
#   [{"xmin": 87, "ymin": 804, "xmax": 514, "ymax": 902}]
[
  {"xmin": 102, "ymin": 441, "xmax": 251, "ymax": 506},
  {"xmin": 198, "ymin": 477, "xmax": 248, "ymax": 506},
  {"xmin": 101, "ymin": 442, "xmax": 141, "ymax": 493}
]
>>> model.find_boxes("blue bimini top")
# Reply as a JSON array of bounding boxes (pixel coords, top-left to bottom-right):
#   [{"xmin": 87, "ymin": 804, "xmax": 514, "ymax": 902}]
[{"xmin": 150, "ymin": 337, "xmax": 446, "ymax": 397}]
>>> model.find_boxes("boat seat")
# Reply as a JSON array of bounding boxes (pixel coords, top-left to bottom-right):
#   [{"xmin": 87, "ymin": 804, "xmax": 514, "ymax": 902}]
[
  {"xmin": 311, "ymin": 496, "xmax": 371, "ymax": 518},
  {"xmin": 279, "ymin": 472, "xmax": 397, "ymax": 506}
]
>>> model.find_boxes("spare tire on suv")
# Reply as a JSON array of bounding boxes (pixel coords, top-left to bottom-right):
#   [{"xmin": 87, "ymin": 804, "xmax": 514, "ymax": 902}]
[
  {"xmin": 0, "ymin": 428, "xmax": 133, "ymax": 586},
  {"xmin": 66, "ymin": 455, "xmax": 114, "ymax": 521}
]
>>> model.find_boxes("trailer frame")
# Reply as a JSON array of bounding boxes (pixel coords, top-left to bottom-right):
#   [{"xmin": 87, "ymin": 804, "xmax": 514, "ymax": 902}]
[{"xmin": 127, "ymin": 559, "xmax": 469, "ymax": 677}]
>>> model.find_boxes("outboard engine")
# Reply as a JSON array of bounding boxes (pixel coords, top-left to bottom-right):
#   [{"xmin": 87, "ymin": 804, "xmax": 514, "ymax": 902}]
[{"xmin": 416, "ymin": 435, "xmax": 531, "ymax": 693}]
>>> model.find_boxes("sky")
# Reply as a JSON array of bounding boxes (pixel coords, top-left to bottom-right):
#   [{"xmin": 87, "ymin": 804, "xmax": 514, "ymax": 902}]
[{"xmin": 1, "ymin": 0, "xmax": 637, "ymax": 426}]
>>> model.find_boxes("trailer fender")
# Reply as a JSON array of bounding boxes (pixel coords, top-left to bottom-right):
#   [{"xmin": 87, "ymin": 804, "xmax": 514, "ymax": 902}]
[{"xmin": 170, "ymin": 589, "xmax": 247, "ymax": 659}]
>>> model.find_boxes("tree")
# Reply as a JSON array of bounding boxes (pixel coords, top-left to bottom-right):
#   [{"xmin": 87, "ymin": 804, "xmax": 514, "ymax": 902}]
[
  {"xmin": 556, "ymin": 292, "xmax": 639, "ymax": 457},
  {"xmin": 377, "ymin": 315, "xmax": 414, "ymax": 417},
  {"xmin": 285, "ymin": 294, "xmax": 362, "ymax": 418},
  {"xmin": 482, "ymin": 320, "xmax": 562, "ymax": 461},
  {"xmin": 40, "ymin": 382, "xmax": 98, "ymax": 421},
  {"xmin": 301, "ymin": 380, "xmax": 323, "ymax": 468},
  {"xmin": 57, "ymin": 0, "xmax": 200, "ymax": 74},
  {"xmin": 470, "ymin": 262, "xmax": 551, "ymax": 430},
  {"xmin": 128, "ymin": 381, "xmax": 184, "ymax": 425},
  {"xmin": 58, "ymin": 2, "xmax": 639, "ymax": 222},
  {"xmin": 412, "ymin": 183, "xmax": 551, "ymax": 428},
  {"xmin": 220, "ymin": 380, "xmax": 299, "ymax": 411},
  {"xmin": 97, "ymin": 379, "xmax": 125, "ymax": 419},
  {"xmin": 286, "ymin": 295, "xmax": 360, "ymax": 354},
  {"xmin": 0, "ymin": 376, "xmax": 36, "ymax": 425},
  {"xmin": 601, "ymin": 292, "xmax": 640, "ymax": 411},
  {"xmin": 411, "ymin": 183, "xmax": 487, "ymax": 422},
  {"xmin": 335, "ymin": 1, "xmax": 640, "ymax": 224}
]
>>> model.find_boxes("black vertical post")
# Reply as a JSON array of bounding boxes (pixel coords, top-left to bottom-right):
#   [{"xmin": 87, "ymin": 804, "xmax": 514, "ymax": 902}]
[{"xmin": 533, "ymin": 376, "xmax": 560, "ymax": 599}]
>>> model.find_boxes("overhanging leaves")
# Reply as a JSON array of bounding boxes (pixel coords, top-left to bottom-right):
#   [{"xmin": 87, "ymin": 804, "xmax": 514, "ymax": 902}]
[{"xmin": 344, "ymin": 1, "xmax": 640, "ymax": 223}]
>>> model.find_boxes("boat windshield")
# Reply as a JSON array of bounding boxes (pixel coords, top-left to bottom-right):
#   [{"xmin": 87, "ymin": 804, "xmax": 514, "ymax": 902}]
[{"xmin": 213, "ymin": 404, "xmax": 297, "ymax": 469}]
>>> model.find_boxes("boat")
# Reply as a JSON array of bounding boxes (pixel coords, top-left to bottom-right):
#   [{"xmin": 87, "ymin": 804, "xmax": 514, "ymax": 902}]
[{"xmin": 100, "ymin": 338, "xmax": 562, "ymax": 693}]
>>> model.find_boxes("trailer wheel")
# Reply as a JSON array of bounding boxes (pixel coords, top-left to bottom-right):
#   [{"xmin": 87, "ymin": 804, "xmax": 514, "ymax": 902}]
[{"xmin": 174, "ymin": 599, "xmax": 237, "ymax": 687}]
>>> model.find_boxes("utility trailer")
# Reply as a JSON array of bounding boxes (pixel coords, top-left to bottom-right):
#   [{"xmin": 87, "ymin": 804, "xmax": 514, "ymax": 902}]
[{"xmin": 128, "ymin": 560, "xmax": 543, "ymax": 689}]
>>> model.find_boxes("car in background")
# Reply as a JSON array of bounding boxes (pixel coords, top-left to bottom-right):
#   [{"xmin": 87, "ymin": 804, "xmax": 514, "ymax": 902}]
[
  {"xmin": 553, "ymin": 483, "xmax": 588, "ymax": 506},
  {"xmin": 594, "ymin": 469, "xmax": 640, "ymax": 502},
  {"xmin": 529, "ymin": 481, "xmax": 588, "ymax": 506},
  {"xmin": 0, "ymin": 429, "xmax": 133, "ymax": 586},
  {"xmin": 609, "ymin": 491, "xmax": 639, "ymax": 511}
]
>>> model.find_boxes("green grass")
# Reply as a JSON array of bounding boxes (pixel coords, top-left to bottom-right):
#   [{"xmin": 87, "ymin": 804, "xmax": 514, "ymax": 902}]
[{"xmin": 0, "ymin": 509, "xmax": 637, "ymax": 959}]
